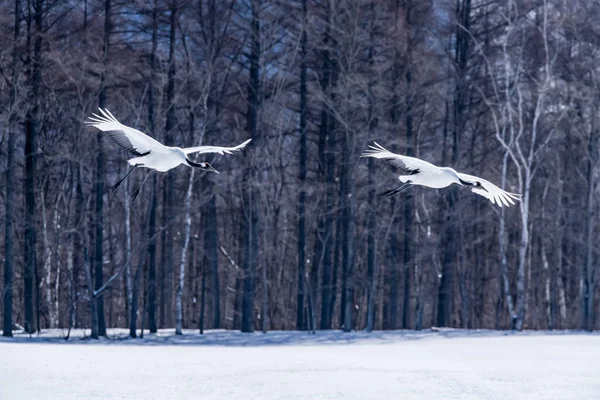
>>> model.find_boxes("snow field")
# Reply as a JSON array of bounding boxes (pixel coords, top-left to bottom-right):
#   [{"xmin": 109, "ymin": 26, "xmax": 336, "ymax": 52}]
[{"xmin": 1, "ymin": 330, "xmax": 598, "ymax": 400}]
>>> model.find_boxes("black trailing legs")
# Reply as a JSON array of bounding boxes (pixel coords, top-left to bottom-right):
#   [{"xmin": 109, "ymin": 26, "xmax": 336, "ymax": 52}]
[
  {"xmin": 132, "ymin": 170, "xmax": 153, "ymax": 201},
  {"xmin": 112, "ymin": 164, "xmax": 140, "ymax": 191},
  {"xmin": 380, "ymin": 182, "xmax": 412, "ymax": 197}
]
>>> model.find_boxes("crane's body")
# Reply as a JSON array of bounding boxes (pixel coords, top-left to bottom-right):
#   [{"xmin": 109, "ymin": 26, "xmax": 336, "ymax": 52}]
[
  {"xmin": 362, "ymin": 142, "xmax": 521, "ymax": 207},
  {"xmin": 86, "ymin": 108, "xmax": 251, "ymax": 199},
  {"xmin": 127, "ymin": 146, "xmax": 188, "ymax": 172}
]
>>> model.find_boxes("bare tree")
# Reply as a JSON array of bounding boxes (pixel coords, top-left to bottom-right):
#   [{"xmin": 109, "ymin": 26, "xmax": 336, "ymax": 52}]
[
  {"xmin": 146, "ymin": 0, "xmax": 159, "ymax": 334},
  {"xmin": 23, "ymin": 0, "xmax": 45, "ymax": 334},
  {"xmin": 3, "ymin": 0, "xmax": 21, "ymax": 338},
  {"xmin": 239, "ymin": 0, "xmax": 262, "ymax": 334},
  {"xmin": 160, "ymin": 0, "xmax": 179, "ymax": 330},
  {"xmin": 295, "ymin": 0, "xmax": 308, "ymax": 331},
  {"xmin": 92, "ymin": 0, "xmax": 115, "ymax": 338},
  {"xmin": 316, "ymin": 0, "xmax": 337, "ymax": 331}
]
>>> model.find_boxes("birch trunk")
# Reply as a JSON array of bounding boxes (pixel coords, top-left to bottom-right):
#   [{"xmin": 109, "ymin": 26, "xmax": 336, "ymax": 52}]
[
  {"xmin": 499, "ymin": 149, "xmax": 517, "ymax": 327},
  {"xmin": 554, "ymin": 159, "xmax": 567, "ymax": 326},
  {"xmin": 41, "ymin": 191, "xmax": 55, "ymax": 327},
  {"xmin": 175, "ymin": 169, "xmax": 195, "ymax": 335},
  {"xmin": 65, "ymin": 240, "xmax": 74, "ymax": 338},
  {"xmin": 84, "ymin": 248, "xmax": 99, "ymax": 339},
  {"xmin": 53, "ymin": 204, "xmax": 61, "ymax": 328},
  {"xmin": 515, "ymin": 181, "xmax": 530, "ymax": 330}
]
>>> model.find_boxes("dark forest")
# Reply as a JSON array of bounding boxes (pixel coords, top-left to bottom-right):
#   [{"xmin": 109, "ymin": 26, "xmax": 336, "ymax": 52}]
[{"xmin": 1, "ymin": 0, "xmax": 598, "ymax": 338}]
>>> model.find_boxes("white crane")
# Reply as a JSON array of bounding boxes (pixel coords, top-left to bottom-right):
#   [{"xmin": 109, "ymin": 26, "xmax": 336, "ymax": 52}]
[
  {"xmin": 362, "ymin": 142, "xmax": 521, "ymax": 207},
  {"xmin": 86, "ymin": 108, "xmax": 251, "ymax": 199}
]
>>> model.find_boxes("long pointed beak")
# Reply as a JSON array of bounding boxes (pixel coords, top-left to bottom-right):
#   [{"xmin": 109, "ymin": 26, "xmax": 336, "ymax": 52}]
[{"xmin": 208, "ymin": 165, "xmax": 220, "ymax": 174}]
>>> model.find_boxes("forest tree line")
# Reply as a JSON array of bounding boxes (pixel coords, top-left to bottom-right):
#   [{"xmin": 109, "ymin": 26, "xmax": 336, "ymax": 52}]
[{"xmin": 0, "ymin": 0, "xmax": 598, "ymax": 338}]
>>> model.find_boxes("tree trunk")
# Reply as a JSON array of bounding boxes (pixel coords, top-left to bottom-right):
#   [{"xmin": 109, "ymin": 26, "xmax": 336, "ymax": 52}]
[
  {"xmin": 160, "ymin": 1, "xmax": 178, "ymax": 329},
  {"xmin": 402, "ymin": 76, "xmax": 414, "ymax": 330},
  {"xmin": 582, "ymin": 117, "xmax": 596, "ymax": 331},
  {"xmin": 437, "ymin": 210, "xmax": 456, "ymax": 327},
  {"xmin": 330, "ymin": 214, "xmax": 341, "ymax": 327},
  {"xmin": 437, "ymin": 0, "xmax": 470, "ymax": 328},
  {"xmin": 241, "ymin": 0, "xmax": 261, "ymax": 333},
  {"xmin": 554, "ymin": 163, "xmax": 567, "ymax": 327},
  {"xmin": 70, "ymin": 163, "xmax": 84, "ymax": 332},
  {"xmin": 127, "ymin": 186, "xmax": 149, "ymax": 338},
  {"xmin": 386, "ymin": 202, "xmax": 399, "ymax": 329},
  {"xmin": 129, "ymin": 244, "xmax": 145, "ymax": 338},
  {"xmin": 159, "ymin": 188, "xmax": 168, "ymax": 329},
  {"xmin": 139, "ymin": 263, "xmax": 147, "ymax": 339},
  {"xmin": 364, "ymin": 2, "xmax": 380, "ymax": 334},
  {"xmin": 400, "ymin": 0, "xmax": 415, "ymax": 331},
  {"xmin": 84, "ymin": 248, "xmax": 99, "ymax": 339},
  {"xmin": 203, "ymin": 192, "xmax": 220, "ymax": 328},
  {"xmin": 385, "ymin": 140, "xmax": 399, "ymax": 325},
  {"xmin": 176, "ymin": 169, "xmax": 195, "ymax": 335},
  {"xmin": 386, "ymin": 8, "xmax": 402, "ymax": 328},
  {"xmin": 24, "ymin": 0, "xmax": 44, "ymax": 334},
  {"xmin": 317, "ymin": 8, "xmax": 336, "ymax": 329},
  {"xmin": 2, "ymin": 128, "xmax": 14, "ymax": 333},
  {"xmin": 319, "ymin": 114, "xmax": 337, "ymax": 330},
  {"xmin": 41, "ymin": 192, "xmax": 56, "ymax": 327},
  {"xmin": 233, "ymin": 214, "xmax": 245, "ymax": 330},
  {"xmin": 125, "ymin": 178, "xmax": 134, "ymax": 337},
  {"xmin": 199, "ymin": 261, "xmax": 207, "ymax": 334},
  {"xmin": 341, "ymin": 132, "xmax": 354, "ymax": 333},
  {"xmin": 200, "ymin": 0, "xmax": 221, "ymax": 331},
  {"xmin": 93, "ymin": 130, "xmax": 106, "ymax": 338},
  {"xmin": 3, "ymin": 0, "xmax": 20, "ymax": 338},
  {"xmin": 93, "ymin": 0, "xmax": 113, "ymax": 338},
  {"xmin": 515, "ymin": 180, "xmax": 530, "ymax": 331},
  {"xmin": 365, "ymin": 162, "xmax": 377, "ymax": 331},
  {"xmin": 295, "ymin": 0, "xmax": 308, "ymax": 331},
  {"xmin": 146, "ymin": 0, "xmax": 158, "ymax": 334},
  {"xmin": 146, "ymin": 177, "xmax": 158, "ymax": 333}
]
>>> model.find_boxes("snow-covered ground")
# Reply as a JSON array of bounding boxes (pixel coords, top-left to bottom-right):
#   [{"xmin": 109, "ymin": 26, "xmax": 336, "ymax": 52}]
[{"xmin": 1, "ymin": 329, "xmax": 598, "ymax": 400}]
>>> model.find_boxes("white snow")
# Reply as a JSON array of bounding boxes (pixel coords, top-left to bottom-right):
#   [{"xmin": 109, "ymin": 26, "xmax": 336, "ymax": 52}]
[{"xmin": 1, "ymin": 329, "xmax": 598, "ymax": 400}]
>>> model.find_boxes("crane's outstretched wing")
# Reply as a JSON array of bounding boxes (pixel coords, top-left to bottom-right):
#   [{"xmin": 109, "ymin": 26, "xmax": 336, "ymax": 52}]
[
  {"xmin": 361, "ymin": 142, "xmax": 437, "ymax": 174},
  {"xmin": 457, "ymin": 172, "xmax": 521, "ymax": 207},
  {"xmin": 86, "ymin": 108, "xmax": 165, "ymax": 156},
  {"xmin": 183, "ymin": 139, "xmax": 252, "ymax": 155}
]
